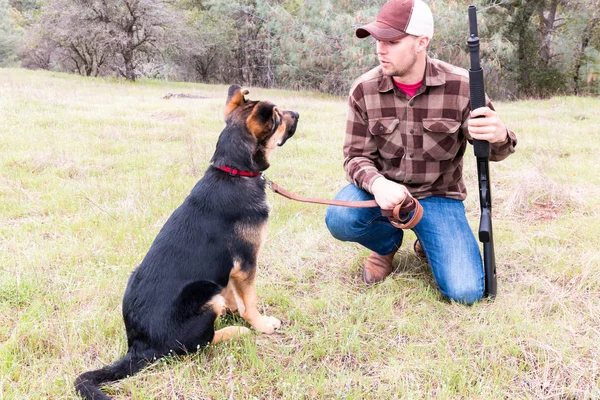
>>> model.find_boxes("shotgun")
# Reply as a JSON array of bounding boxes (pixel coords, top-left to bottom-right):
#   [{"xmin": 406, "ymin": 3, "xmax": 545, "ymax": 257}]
[{"xmin": 467, "ymin": 5, "xmax": 497, "ymax": 298}]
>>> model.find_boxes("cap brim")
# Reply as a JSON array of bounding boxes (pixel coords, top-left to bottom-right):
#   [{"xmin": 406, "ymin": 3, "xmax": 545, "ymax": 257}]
[{"xmin": 356, "ymin": 21, "xmax": 409, "ymax": 41}]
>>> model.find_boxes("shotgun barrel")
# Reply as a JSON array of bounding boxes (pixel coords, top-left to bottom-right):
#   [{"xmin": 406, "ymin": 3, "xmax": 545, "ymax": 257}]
[{"xmin": 467, "ymin": 5, "xmax": 497, "ymax": 298}]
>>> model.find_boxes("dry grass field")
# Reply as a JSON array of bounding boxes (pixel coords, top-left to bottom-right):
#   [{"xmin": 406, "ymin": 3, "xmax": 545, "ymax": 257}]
[{"xmin": 1, "ymin": 68, "xmax": 599, "ymax": 399}]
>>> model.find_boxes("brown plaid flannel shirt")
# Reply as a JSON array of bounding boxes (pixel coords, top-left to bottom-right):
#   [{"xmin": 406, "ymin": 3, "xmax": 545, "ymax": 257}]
[{"xmin": 344, "ymin": 57, "xmax": 517, "ymax": 201}]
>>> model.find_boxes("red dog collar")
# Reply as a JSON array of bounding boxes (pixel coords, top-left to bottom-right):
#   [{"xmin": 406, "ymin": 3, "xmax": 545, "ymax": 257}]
[{"xmin": 214, "ymin": 165, "xmax": 261, "ymax": 177}]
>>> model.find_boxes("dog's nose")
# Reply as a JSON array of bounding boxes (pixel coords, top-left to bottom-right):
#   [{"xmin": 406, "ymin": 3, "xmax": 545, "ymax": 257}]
[{"xmin": 292, "ymin": 112, "xmax": 299, "ymax": 120}]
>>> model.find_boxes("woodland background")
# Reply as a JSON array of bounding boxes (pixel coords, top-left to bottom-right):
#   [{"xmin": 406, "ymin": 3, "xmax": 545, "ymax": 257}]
[{"xmin": 1, "ymin": 0, "xmax": 600, "ymax": 99}]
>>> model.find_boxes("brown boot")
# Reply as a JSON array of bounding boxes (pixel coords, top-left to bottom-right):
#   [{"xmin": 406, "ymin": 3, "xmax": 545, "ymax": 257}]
[
  {"xmin": 362, "ymin": 251, "xmax": 395, "ymax": 285},
  {"xmin": 413, "ymin": 239, "xmax": 426, "ymax": 260}
]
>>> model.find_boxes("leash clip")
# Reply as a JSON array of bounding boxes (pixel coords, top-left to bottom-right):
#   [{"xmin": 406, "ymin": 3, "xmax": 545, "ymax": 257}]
[{"xmin": 261, "ymin": 174, "xmax": 273, "ymax": 190}]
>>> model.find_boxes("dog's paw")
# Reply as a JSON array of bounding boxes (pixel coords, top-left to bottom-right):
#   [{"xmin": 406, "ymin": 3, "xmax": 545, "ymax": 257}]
[{"xmin": 253, "ymin": 315, "xmax": 281, "ymax": 334}]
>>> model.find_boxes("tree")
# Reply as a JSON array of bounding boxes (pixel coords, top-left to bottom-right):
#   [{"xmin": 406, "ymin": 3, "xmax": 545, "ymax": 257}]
[
  {"xmin": 90, "ymin": 0, "xmax": 181, "ymax": 81},
  {"xmin": 0, "ymin": 0, "xmax": 20, "ymax": 65},
  {"xmin": 24, "ymin": 0, "xmax": 112, "ymax": 75},
  {"xmin": 483, "ymin": 0, "xmax": 569, "ymax": 98},
  {"xmin": 174, "ymin": 5, "xmax": 238, "ymax": 83},
  {"xmin": 202, "ymin": 0, "xmax": 274, "ymax": 87},
  {"xmin": 570, "ymin": 0, "xmax": 600, "ymax": 95},
  {"xmin": 272, "ymin": 0, "xmax": 376, "ymax": 94},
  {"xmin": 26, "ymin": 0, "xmax": 183, "ymax": 80},
  {"xmin": 537, "ymin": 0, "xmax": 565, "ymax": 67}
]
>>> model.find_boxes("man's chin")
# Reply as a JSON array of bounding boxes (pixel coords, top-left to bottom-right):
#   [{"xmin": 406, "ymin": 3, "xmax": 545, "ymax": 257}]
[{"xmin": 380, "ymin": 66, "xmax": 396, "ymax": 77}]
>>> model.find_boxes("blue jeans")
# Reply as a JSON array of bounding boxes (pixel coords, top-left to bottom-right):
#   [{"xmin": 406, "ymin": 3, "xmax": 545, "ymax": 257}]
[{"xmin": 325, "ymin": 184, "xmax": 484, "ymax": 305}]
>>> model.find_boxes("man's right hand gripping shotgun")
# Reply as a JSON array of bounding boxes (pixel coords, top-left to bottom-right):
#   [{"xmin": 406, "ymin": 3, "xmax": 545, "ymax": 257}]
[{"xmin": 467, "ymin": 5, "xmax": 497, "ymax": 298}]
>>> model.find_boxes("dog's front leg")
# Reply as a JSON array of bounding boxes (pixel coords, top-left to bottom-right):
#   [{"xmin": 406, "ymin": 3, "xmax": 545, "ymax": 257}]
[
  {"xmin": 221, "ymin": 286, "xmax": 238, "ymax": 313},
  {"xmin": 229, "ymin": 262, "xmax": 281, "ymax": 334}
]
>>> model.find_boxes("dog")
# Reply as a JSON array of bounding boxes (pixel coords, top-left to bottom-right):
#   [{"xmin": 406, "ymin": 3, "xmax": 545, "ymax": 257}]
[{"xmin": 75, "ymin": 85, "xmax": 299, "ymax": 400}]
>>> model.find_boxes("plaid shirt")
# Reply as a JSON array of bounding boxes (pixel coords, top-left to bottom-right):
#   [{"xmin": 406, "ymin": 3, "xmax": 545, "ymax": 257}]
[{"xmin": 344, "ymin": 57, "xmax": 517, "ymax": 201}]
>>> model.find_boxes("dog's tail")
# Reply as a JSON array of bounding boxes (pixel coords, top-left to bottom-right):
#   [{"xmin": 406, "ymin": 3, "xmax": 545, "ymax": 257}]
[{"xmin": 74, "ymin": 351, "xmax": 147, "ymax": 400}]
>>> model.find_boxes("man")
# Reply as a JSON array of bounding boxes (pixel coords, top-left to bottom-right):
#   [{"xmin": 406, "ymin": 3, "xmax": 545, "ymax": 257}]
[{"xmin": 325, "ymin": 0, "xmax": 517, "ymax": 305}]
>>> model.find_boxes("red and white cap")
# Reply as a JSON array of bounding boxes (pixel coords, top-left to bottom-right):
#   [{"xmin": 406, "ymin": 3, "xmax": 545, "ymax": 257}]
[{"xmin": 356, "ymin": 0, "xmax": 434, "ymax": 41}]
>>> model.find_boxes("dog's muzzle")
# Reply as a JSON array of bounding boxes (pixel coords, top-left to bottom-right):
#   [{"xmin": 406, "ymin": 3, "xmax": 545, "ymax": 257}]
[{"xmin": 278, "ymin": 112, "xmax": 299, "ymax": 146}]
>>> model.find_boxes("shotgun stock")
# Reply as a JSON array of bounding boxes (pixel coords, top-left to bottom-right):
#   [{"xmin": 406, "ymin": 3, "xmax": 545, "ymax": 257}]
[{"xmin": 467, "ymin": 5, "xmax": 497, "ymax": 298}]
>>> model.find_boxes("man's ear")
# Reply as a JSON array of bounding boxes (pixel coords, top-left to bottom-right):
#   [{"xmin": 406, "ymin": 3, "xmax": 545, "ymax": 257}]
[
  {"xmin": 246, "ymin": 102, "xmax": 277, "ymax": 139},
  {"xmin": 224, "ymin": 85, "xmax": 250, "ymax": 120},
  {"xmin": 417, "ymin": 36, "xmax": 430, "ymax": 52}
]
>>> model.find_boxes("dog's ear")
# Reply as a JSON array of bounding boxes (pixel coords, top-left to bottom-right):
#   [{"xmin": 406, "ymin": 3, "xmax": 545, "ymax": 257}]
[
  {"xmin": 224, "ymin": 85, "xmax": 250, "ymax": 120},
  {"xmin": 247, "ymin": 102, "xmax": 277, "ymax": 139}
]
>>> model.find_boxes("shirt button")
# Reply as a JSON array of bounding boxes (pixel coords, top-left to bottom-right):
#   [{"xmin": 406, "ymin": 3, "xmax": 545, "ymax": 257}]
[
  {"xmin": 408, "ymin": 154, "xmax": 413, "ymax": 158},
  {"xmin": 410, "ymin": 129, "xmax": 414, "ymax": 134},
  {"xmin": 379, "ymin": 126, "xmax": 384, "ymax": 131}
]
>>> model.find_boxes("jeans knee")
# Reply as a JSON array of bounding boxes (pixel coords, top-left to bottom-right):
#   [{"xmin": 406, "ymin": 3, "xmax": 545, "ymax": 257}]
[
  {"xmin": 325, "ymin": 206, "xmax": 352, "ymax": 241},
  {"xmin": 443, "ymin": 284, "xmax": 484, "ymax": 306}
]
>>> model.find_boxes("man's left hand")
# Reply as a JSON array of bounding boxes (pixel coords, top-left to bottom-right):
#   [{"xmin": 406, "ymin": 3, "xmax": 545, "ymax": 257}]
[{"xmin": 468, "ymin": 107, "xmax": 507, "ymax": 143}]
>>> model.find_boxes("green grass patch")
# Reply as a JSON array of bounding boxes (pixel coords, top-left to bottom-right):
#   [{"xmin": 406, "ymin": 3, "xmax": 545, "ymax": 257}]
[{"xmin": 1, "ymin": 68, "xmax": 599, "ymax": 398}]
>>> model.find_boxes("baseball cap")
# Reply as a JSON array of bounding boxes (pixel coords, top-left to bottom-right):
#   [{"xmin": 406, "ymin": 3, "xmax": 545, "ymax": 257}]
[{"xmin": 356, "ymin": 0, "xmax": 434, "ymax": 41}]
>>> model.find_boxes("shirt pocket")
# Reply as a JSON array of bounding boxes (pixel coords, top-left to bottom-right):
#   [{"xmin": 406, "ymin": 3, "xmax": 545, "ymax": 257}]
[
  {"xmin": 422, "ymin": 118, "xmax": 461, "ymax": 161},
  {"xmin": 368, "ymin": 117, "xmax": 404, "ymax": 159}
]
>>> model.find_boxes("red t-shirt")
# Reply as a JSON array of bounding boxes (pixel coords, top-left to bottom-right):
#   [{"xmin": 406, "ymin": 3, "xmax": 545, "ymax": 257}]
[{"xmin": 394, "ymin": 79, "xmax": 423, "ymax": 97}]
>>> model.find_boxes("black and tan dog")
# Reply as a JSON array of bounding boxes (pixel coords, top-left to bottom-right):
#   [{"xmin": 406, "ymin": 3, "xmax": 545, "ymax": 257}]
[{"xmin": 75, "ymin": 85, "xmax": 299, "ymax": 400}]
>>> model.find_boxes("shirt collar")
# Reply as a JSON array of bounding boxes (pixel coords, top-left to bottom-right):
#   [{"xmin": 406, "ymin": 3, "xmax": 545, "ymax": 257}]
[{"xmin": 378, "ymin": 56, "xmax": 446, "ymax": 93}]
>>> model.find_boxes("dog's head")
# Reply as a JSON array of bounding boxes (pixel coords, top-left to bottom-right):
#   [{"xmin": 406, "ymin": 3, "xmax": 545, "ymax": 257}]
[{"xmin": 217, "ymin": 85, "xmax": 299, "ymax": 171}]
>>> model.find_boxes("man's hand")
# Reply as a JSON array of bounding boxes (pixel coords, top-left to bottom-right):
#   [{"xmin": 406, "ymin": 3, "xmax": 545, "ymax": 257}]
[
  {"xmin": 371, "ymin": 177, "xmax": 410, "ymax": 210},
  {"xmin": 468, "ymin": 107, "xmax": 508, "ymax": 144}
]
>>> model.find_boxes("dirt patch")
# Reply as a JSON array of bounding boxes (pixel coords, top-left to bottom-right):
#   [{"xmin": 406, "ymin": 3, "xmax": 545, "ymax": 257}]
[
  {"xmin": 150, "ymin": 111, "xmax": 185, "ymax": 121},
  {"xmin": 163, "ymin": 93, "xmax": 208, "ymax": 100},
  {"xmin": 530, "ymin": 201, "xmax": 562, "ymax": 221}
]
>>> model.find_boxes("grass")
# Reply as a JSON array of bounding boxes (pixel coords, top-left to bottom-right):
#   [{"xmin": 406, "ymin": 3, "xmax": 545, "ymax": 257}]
[{"xmin": 1, "ymin": 67, "xmax": 599, "ymax": 399}]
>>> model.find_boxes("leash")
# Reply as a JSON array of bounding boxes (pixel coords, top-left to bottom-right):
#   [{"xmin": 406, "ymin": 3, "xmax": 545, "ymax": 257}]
[{"xmin": 262, "ymin": 175, "xmax": 423, "ymax": 230}]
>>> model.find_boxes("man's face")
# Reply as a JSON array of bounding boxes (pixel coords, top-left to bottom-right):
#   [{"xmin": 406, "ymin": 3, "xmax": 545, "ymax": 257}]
[{"xmin": 376, "ymin": 35, "xmax": 421, "ymax": 79}]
